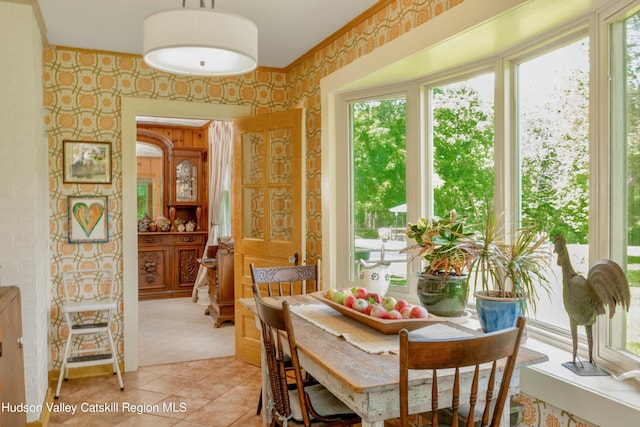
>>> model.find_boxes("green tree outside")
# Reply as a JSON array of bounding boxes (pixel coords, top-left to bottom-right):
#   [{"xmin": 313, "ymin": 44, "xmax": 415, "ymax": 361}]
[
  {"xmin": 432, "ymin": 84, "xmax": 494, "ymax": 219},
  {"xmin": 352, "ymin": 98, "xmax": 407, "ymax": 236}
]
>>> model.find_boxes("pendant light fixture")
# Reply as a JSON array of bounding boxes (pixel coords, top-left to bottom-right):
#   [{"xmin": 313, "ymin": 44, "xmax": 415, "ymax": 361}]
[{"xmin": 143, "ymin": 0, "xmax": 258, "ymax": 76}]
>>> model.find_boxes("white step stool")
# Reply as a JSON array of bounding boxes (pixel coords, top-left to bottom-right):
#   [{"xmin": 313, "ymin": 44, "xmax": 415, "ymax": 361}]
[{"xmin": 55, "ymin": 269, "xmax": 124, "ymax": 399}]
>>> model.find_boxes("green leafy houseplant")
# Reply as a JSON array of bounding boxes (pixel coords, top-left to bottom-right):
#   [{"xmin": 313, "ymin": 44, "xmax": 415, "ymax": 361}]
[
  {"xmin": 404, "ymin": 208, "xmax": 553, "ymax": 320},
  {"xmin": 469, "ymin": 205, "xmax": 553, "ymax": 325},
  {"xmin": 404, "ymin": 210, "xmax": 477, "ymax": 317},
  {"xmin": 404, "ymin": 210, "xmax": 477, "ymax": 277}
]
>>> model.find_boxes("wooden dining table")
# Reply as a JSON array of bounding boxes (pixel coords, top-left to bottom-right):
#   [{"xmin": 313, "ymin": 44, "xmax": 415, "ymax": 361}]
[{"xmin": 239, "ymin": 294, "xmax": 548, "ymax": 427}]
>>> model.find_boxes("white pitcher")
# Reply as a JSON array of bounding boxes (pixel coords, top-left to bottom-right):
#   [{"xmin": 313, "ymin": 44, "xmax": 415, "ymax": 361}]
[{"xmin": 358, "ymin": 259, "xmax": 391, "ymax": 296}]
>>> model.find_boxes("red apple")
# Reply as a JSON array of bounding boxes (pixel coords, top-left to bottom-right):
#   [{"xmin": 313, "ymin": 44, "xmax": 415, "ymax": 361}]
[
  {"xmin": 395, "ymin": 300, "xmax": 411, "ymax": 312},
  {"xmin": 352, "ymin": 298, "xmax": 369, "ymax": 312},
  {"xmin": 400, "ymin": 306, "xmax": 412, "ymax": 319},
  {"xmin": 368, "ymin": 293, "xmax": 383, "ymax": 304},
  {"xmin": 343, "ymin": 295, "xmax": 356, "ymax": 308},
  {"xmin": 369, "ymin": 306, "xmax": 389, "ymax": 319},
  {"xmin": 364, "ymin": 304, "xmax": 376, "ymax": 315},
  {"xmin": 387, "ymin": 309, "xmax": 403, "ymax": 320},
  {"xmin": 353, "ymin": 287, "xmax": 369, "ymax": 300},
  {"xmin": 410, "ymin": 305, "xmax": 429, "ymax": 318}
]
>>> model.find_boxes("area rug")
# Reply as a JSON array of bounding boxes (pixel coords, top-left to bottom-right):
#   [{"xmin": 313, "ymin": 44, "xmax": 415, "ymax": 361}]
[{"xmin": 138, "ymin": 297, "xmax": 236, "ymax": 366}]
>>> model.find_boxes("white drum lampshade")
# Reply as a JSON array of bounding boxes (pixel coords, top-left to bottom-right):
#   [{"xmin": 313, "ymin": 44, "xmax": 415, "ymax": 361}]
[{"xmin": 143, "ymin": 8, "xmax": 258, "ymax": 76}]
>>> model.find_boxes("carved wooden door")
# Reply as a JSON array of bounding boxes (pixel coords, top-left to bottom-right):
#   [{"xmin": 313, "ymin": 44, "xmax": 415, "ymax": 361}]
[{"xmin": 233, "ymin": 109, "xmax": 304, "ymax": 366}]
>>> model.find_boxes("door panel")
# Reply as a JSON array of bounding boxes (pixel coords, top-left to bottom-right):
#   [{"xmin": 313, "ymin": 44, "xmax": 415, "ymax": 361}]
[{"xmin": 233, "ymin": 109, "xmax": 304, "ymax": 366}]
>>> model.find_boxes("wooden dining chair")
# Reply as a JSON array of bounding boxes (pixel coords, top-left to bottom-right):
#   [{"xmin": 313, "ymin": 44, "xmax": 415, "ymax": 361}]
[
  {"xmin": 251, "ymin": 260, "xmax": 320, "ymax": 414},
  {"xmin": 399, "ymin": 317, "xmax": 526, "ymax": 427},
  {"xmin": 250, "ymin": 260, "xmax": 321, "ymax": 297},
  {"xmin": 252, "ymin": 283, "xmax": 361, "ymax": 427}
]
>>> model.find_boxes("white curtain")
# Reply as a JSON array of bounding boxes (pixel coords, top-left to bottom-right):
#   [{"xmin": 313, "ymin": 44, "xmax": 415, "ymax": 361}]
[{"xmin": 193, "ymin": 121, "xmax": 233, "ymax": 303}]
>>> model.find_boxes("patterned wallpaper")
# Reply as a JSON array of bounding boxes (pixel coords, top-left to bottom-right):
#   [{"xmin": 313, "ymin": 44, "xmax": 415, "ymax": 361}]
[
  {"xmin": 43, "ymin": 50, "xmax": 287, "ymax": 367},
  {"xmin": 43, "ymin": 0, "xmax": 453, "ymax": 371},
  {"xmin": 384, "ymin": 393, "xmax": 598, "ymax": 427},
  {"xmin": 515, "ymin": 394, "xmax": 597, "ymax": 427},
  {"xmin": 43, "ymin": 0, "xmax": 596, "ymax": 425}
]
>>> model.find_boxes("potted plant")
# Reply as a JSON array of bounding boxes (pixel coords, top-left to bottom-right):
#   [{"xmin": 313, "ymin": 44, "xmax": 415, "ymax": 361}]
[
  {"xmin": 469, "ymin": 206, "xmax": 553, "ymax": 332},
  {"xmin": 404, "ymin": 210, "xmax": 477, "ymax": 317}
]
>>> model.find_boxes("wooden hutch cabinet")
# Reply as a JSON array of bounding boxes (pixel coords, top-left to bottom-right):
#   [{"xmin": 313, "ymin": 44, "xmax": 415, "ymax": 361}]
[
  {"xmin": 138, "ymin": 231, "xmax": 207, "ymax": 299},
  {"xmin": 136, "ymin": 125, "xmax": 209, "ymax": 300}
]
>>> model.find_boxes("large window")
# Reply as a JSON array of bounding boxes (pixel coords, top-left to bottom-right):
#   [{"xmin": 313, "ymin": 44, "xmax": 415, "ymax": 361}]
[
  {"xmin": 337, "ymin": 0, "xmax": 640, "ymax": 374},
  {"xmin": 621, "ymin": 6, "xmax": 640, "ymax": 359},
  {"xmin": 609, "ymin": 3, "xmax": 640, "ymax": 368},
  {"xmin": 516, "ymin": 38, "xmax": 590, "ymax": 335},
  {"xmin": 430, "ymin": 73, "xmax": 495, "ymax": 218},
  {"xmin": 346, "ymin": 75, "xmax": 496, "ymax": 290},
  {"xmin": 349, "ymin": 96, "xmax": 408, "ymax": 285}
]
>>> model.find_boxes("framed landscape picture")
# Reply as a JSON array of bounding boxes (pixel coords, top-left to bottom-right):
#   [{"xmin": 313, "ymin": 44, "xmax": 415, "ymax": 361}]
[
  {"xmin": 63, "ymin": 140, "xmax": 112, "ymax": 184},
  {"xmin": 68, "ymin": 196, "xmax": 109, "ymax": 243}
]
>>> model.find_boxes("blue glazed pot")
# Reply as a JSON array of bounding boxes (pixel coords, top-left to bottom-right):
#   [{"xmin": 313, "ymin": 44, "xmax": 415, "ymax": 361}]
[{"xmin": 474, "ymin": 291, "xmax": 524, "ymax": 333}]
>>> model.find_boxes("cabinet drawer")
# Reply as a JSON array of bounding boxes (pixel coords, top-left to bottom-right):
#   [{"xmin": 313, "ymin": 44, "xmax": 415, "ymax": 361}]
[
  {"xmin": 138, "ymin": 234, "xmax": 171, "ymax": 245},
  {"xmin": 171, "ymin": 233, "xmax": 206, "ymax": 245}
]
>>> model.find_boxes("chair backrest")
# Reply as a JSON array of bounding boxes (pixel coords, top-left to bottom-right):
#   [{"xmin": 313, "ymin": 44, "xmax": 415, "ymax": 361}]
[
  {"xmin": 252, "ymin": 283, "xmax": 308, "ymax": 425},
  {"xmin": 399, "ymin": 317, "xmax": 526, "ymax": 427},
  {"xmin": 253, "ymin": 282, "xmax": 358, "ymax": 427},
  {"xmin": 250, "ymin": 260, "xmax": 320, "ymax": 297},
  {"xmin": 61, "ymin": 269, "xmax": 115, "ymax": 304}
]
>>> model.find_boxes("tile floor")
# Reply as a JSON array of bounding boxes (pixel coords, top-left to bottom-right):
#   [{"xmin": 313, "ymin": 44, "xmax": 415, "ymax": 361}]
[
  {"xmin": 46, "ymin": 356, "xmax": 423, "ymax": 427},
  {"xmin": 48, "ymin": 357, "xmax": 264, "ymax": 427}
]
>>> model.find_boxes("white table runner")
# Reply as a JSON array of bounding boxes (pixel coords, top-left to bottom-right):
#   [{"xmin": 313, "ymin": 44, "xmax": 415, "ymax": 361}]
[{"xmin": 290, "ymin": 303, "xmax": 471, "ymax": 354}]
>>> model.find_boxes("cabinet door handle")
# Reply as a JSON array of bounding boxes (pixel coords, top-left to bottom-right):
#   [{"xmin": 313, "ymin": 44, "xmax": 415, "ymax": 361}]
[
  {"xmin": 179, "ymin": 236, "xmax": 195, "ymax": 242},
  {"xmin": 142, "ymin": 238, "xmax": 158, "ymax": 243},
  {"xmin": 17, "ymin": 337, "xmax": 23, "ymax": 349}
]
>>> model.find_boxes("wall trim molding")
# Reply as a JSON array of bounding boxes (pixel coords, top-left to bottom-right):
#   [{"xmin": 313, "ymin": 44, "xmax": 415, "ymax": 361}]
[{"xmin": 121, "ymin": 97, "xmax": 250, "ymax": 372}]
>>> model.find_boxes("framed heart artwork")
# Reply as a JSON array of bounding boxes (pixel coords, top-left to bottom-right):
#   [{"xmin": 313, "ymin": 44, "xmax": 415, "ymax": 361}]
[{"xmin": 68, "ymin": 196, "xmax": 109, "ymax": 243}]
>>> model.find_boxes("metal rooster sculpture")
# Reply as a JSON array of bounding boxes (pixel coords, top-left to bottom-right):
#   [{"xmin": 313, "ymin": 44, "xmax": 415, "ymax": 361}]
[{"xmin": 553, "ymin": 234, "xmax": 631, "ymax": 373}]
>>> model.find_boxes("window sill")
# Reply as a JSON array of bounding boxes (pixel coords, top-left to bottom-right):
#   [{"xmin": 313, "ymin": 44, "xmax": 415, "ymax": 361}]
[{"xmin": 520, "ymin": 338, "xmax": 640, "ymax": 426}]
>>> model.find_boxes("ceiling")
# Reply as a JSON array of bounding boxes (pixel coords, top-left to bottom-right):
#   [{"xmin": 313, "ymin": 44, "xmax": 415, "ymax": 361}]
[{"xmin": 36, "ymin": 0, "xmax": 379, "ymax": 69}]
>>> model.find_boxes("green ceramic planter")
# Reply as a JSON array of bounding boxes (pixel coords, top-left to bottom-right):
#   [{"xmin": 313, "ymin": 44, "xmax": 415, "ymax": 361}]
[{"xmin": 416, "ymin": 273, "xmax": 469, "ymax": 317}]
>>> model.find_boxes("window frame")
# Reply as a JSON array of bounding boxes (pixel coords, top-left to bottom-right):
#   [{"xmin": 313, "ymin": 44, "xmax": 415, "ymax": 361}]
[
  {"xmin": 335, "ymin": 83, "xmax": 418, "ymax": 299},
  {"xmin": 505, "ymin": 27, "xmax": 592, "ymax": 356},
  {"xmin": 347, "ymin": 94, "xmax": 410, "ymax": 286},
  {"xmin": 596, "ymin": 0, "xmax": 640, "ymax": 374},
  {"xmin": 419, "ymin": 63, "xmax": 498, "ymax": 212}
]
